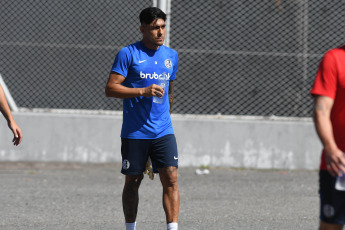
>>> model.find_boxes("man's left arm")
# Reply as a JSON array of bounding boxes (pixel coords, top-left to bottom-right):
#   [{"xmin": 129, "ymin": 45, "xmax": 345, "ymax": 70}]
[
  {"xmin": 0, "ymin": 85, "xmax": 22, "ymax": 145},
  {"xmin": 169, "ymin": 80, "xmax": 174, "ymax": 114}
]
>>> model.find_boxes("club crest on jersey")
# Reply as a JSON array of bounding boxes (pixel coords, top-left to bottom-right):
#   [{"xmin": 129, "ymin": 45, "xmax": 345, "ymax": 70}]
[
  {"xmin": 165, "ymin": 59, "xmax": 172, "ymax": 69},
  {"xmin": 122, "ymin": 159, "xmax": 130, "ymax": 170}
]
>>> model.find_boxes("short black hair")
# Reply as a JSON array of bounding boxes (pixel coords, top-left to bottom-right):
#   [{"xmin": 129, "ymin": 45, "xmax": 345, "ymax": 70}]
[{"xmin": 139, "ymin": 7, "xmax": 166, "ymax": 25}]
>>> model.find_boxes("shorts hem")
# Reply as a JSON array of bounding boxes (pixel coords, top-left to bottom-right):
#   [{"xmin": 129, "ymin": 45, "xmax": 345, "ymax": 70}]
[
  {"xmin": 121, "ymin": 171, "xmax": 145, "ymax": 176},
  {"xmin": 156, "ymin": 164, "xmax": 178, "ymax": 169},
  {"xmin": 155, "ymin": 164, "xmax": 178, "ymax": 173},
  {"xmin": 320, "ymin": 218, "xmax": 345, "ymax": 225}
]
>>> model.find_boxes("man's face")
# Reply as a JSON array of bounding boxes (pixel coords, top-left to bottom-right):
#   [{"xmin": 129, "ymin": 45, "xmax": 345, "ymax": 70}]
[{"xmin": 141, "ymin": 18, "xmax": 166, "ymax": 48}]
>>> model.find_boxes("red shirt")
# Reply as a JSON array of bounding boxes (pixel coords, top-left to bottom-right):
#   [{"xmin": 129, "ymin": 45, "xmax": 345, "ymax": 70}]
[{"xmin": 311, "ymin": 45, "xmax": 345, "ymax": 170}]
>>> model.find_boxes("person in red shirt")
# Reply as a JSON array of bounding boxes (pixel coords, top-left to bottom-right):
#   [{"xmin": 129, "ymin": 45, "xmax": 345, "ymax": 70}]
[{"xmin": 311, "ymin": 45, "xmax": 345, "ymax": 230}]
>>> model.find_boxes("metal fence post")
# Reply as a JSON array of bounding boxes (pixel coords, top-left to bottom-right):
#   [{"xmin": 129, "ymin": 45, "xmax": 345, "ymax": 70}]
[{"xmin": 158, "ymin": 0, "xmax": 171, "ymax": 47}]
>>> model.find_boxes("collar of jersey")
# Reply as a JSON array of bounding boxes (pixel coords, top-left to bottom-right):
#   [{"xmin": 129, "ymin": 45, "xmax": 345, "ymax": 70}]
[{"xmin": 140, "ymin": 41, "xmax": 161, "ymax": 54}]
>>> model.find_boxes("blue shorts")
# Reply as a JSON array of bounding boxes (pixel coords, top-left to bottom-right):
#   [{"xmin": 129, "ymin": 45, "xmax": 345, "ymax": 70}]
[
  {"xmin": 120, "ymin": 134, "xmax": 178, "ymax": 175},
  {"xmin": 319, "ymin": 170, "xmax": 345, "ymax": 224}
]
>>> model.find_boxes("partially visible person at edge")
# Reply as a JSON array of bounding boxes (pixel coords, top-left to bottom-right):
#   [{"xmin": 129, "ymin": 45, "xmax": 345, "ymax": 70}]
[
  {"xmin": 0, "ymin": 84, "xmax": 22, "ymax": 145},
  {"xmin": 311, "ymin": 45, "xmax": 345, "ymax": 230},
  {"xmin": 105, "ymin": 7, "xmax": 179, "ymax": 230}
]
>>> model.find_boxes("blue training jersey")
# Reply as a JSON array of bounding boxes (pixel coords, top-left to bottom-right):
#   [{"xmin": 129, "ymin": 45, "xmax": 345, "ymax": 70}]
[{"xmin": 111, "ymin": 41, "xmax": 178, "ymax": 139}]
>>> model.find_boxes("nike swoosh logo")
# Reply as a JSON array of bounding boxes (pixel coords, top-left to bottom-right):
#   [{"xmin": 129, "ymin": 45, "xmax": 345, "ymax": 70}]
[
  {"xmin": 174, "ymin": 156, "xmax": 178, "ymax": 160},
  {"xmin": 139, "ymin": 60, "xmax": 147, "ymax": 63}
]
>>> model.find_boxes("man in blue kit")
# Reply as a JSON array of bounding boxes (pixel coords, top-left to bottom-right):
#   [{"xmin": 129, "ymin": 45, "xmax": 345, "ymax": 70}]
[{"xmin": 105, "ymin": 7, "xmax": 179, "ymax": 230}]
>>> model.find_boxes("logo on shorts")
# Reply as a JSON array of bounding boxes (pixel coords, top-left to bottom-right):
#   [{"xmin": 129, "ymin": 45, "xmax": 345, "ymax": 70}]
[
  {"xmin": 165, "ymin": 59, "xmax": 172, "ymax": 69},
  {"xmin": 323, "ymin": 204, "xmax": 335, "ymax": 218},
  {"xmin": 122, "ymin": 160, "xmax": 130, "ymax": 170}
]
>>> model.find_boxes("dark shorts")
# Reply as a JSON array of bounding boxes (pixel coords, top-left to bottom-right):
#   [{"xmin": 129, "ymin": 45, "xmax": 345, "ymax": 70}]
[
  {"xmin": 319, "ymin": 170, "xmax": 345, "ymax": 224},
  {"xmin": 121, "ymin": 134, "xmax": 178, "ymax": 175}
]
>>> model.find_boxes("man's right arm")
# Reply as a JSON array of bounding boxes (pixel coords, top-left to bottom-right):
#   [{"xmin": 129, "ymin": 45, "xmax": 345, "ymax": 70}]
[
  {"xmin": 313, "ymin": 95, "xmax": 345, "ymax": 176},
  {"xmin": 105, "ymin": 72, "xmax": 164, "ymax": 99}
]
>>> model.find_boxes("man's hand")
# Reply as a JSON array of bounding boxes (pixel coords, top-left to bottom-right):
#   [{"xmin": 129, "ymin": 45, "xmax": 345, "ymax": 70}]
[
  {"xmin": 325, "ymin": 147, "xmax": 345, "ymax": 177},
  {"xmin": 8, "ymin": 120, "xmax": 22, "ymax": 146},
  {"xmin": 141, "ymin": 84, "xmax": 164, "ymax": 98}
]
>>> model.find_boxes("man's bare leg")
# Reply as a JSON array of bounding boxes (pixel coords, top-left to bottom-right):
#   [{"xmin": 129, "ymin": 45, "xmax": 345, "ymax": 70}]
[
  {"xmin": 122, "ymin": 174, "xmax": 144, "ymax": 223},
  {"xmin": 319, "ymin": 221, "xmax": 343, "ymax": 230},
  {"xmin": 159, "ymin": 166, "xmax": 180, "ymax": 224}
]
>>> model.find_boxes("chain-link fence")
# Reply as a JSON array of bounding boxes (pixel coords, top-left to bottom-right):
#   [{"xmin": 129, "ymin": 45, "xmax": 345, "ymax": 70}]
[
  {"xmin": 1, "ymin": 0, "xmax": 345, "ymax": 117},
  {"xmin": 0, "ymin": 0, "xmax": 151, "ymax": 110}
]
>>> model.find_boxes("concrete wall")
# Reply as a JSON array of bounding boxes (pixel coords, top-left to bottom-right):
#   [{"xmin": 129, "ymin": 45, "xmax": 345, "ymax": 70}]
[{"xmin": 0, "ymin": 111, "xmax": 322, "ymax": 170}]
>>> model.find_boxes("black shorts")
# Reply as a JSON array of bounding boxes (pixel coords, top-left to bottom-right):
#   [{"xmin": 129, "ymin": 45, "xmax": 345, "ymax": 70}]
[
  {"xmin": 319, "ymin": 170, "xmax": 345, "ymax": 224},
  {"xmin": 120, "ymin": 134, "xmax": 178, "ymax": 175}
]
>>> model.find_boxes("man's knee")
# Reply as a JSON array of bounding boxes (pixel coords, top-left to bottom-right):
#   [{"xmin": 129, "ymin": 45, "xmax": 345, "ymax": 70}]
[
  {"xmin": 159, "ymin": 167, "xmax": 178, "ymax": 188},
  {"xmin": 319, "ymin": 221, "xmax": 343, "ymax": 230},
  {"xmin": 124, "ymin": 174, "xmax": 144, "ymax": 190}
]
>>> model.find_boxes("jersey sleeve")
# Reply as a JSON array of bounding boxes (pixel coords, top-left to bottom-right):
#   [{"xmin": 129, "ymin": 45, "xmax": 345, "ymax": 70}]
[
  {"xmin": 110, "ymin": 47, "xmax": 132, "ymax": 78},
  {"xmin": 310, "ymin": 50, "xmax": 338, "ymax": 99},
  {"xmin": 169, "ymin": 51, "xmax": 178, "ymax": 81}
]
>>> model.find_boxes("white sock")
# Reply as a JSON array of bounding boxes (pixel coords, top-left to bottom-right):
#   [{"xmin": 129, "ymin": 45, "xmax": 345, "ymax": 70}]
[
  {"xmin": 167, "ymin": 222, "xmax": 178, "ymax": 230},
  {"xmin": 125, "ymin": 222, "xmax": 136, "ymax": 230}
]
